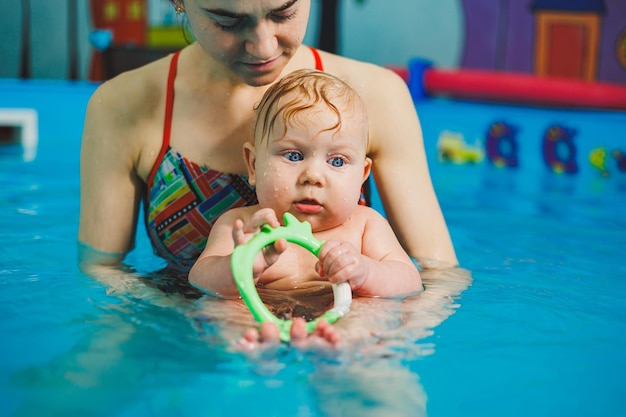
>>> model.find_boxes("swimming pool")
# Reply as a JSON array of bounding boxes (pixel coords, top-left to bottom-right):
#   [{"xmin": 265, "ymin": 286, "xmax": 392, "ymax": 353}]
[{"xmin": 1, "ymin": 79, "xmax": 625, "ymax": 417}]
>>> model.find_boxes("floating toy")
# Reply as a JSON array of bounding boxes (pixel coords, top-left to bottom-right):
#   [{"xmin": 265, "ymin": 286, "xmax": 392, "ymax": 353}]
[
  {"xmin": 589, "ymin": 147, "xmax": 608, "ymax": 176},
  {"xmin": 231, "ymin": 212, "xmax": 352, "ymax": 342},
  {"xmin": 437, "ymin": 131, "xmax": 484, "ymax": 164},
  {"xmin": 485, "ymin": 121, "xmax": 518, "ymax": 168},
  {"xmin": 542, "ymin": 124, "xmax": 578, "ymax": 174}
]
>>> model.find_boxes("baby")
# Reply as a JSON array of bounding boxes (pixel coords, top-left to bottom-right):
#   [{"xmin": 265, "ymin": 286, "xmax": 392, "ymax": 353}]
[{"xmin": 189, "ymin": 69, "xmax": 423, "ymax": 345}]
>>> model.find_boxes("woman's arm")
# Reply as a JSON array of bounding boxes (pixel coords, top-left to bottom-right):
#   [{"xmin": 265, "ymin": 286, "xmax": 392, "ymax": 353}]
[
  {"xmin": 362, "ymin": 67, "xmax": 458, "ymax": 269},
  {"xmin": 78, "ymin": 80, "xmax": 144, "ymax": 271},
  {"xmin": 76, "ymin": 70, "xmax": 192, "ymax": 310}
]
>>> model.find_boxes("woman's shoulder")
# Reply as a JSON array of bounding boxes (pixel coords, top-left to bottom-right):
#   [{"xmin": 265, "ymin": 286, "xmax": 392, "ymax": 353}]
[
  {"xmin": 88, "ymin": 53, "xmax": 174, "ymax": 120},
  {"xmin": 312, "ymin": 49, "xmax": 411, "ymax": 118},
  {"xmin": 315, "ymin": 49, "xmax": 405, "ymax": 90}
]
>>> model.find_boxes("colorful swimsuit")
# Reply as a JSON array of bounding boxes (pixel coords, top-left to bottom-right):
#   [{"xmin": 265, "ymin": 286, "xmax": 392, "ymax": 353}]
[{"xmin": 144, "ymin": 48, "xmax": 326, "ymax": 272}]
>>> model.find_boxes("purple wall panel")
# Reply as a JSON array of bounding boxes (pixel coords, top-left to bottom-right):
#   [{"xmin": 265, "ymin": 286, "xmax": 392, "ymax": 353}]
[{"xmin": 459, "ymin": 0, "xmax": 626, "ymax": 84}]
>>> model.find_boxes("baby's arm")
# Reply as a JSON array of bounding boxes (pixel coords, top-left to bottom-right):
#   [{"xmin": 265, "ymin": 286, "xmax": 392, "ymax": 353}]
[
  {"xmin": 317, "ymin": 209, "xmax": 423, "ymax": 298},
  {"xmin": 188, "ymin": 208, "xmax": 285, "ymax": 297}
]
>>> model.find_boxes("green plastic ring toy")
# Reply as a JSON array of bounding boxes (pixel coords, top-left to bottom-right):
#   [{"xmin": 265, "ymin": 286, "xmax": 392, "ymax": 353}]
[{"xmin": 231, "ymin": 212, "xmax": 352, "ymax": 342}]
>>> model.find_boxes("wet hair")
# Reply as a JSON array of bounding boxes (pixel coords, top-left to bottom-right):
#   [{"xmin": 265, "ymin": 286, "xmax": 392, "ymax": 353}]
[{"xmin": 254, "ymin": 69, "xmax": 367, "ymax": 145}]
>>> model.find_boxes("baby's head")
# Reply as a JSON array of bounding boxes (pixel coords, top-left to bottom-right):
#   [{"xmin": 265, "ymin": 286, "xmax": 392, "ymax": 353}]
[
  {"xmin": 246, "ymin": 69, "xmax": 371, "ymax": 230},
  {"xmin": 254, "ymin": 69, "xmax": 368, "ymax": 149}
]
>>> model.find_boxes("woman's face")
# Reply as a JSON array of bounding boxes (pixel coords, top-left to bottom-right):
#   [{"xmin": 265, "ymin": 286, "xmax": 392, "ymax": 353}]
[{"xmin": 182, "ymin": 0, "xmax": 310, "ymax": 86}]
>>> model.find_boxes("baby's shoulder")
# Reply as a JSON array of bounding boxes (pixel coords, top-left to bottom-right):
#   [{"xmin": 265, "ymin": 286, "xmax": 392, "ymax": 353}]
[
  {"xmin": 354, "ymin": 205, "xmax": 386, "ymax": 220},
  {"xmin": 215, "ymin": 205, "xmax": 260, "ymax": 225},
  {"xmin": 338, "ymin": 206, "xmax": 388, "ymax": 235}
]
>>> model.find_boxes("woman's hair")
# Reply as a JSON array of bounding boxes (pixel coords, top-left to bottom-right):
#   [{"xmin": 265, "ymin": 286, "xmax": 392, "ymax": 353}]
[{"xmin": 254, "ymin": 69, "xmax": 366, "ymax": 144}]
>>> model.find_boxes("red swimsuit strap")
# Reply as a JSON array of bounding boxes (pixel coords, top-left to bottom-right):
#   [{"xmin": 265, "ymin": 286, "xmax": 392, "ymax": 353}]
[
  {"xmin": 148, "ymin": 48, "xmax": 322, "ymax": 187},
  {"xmin": 309, "ymin": 47, "xmax": 324, "ymax": 71},
  {"xmin": 147, "ymin": 50, "xmax": 181, "ymax": 187}
]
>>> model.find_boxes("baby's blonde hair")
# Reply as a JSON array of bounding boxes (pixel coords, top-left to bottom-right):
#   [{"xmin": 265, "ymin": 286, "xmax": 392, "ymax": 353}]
[{"xmin": 254, "ymin": 69, "xmax": 367, "ymax": 145}]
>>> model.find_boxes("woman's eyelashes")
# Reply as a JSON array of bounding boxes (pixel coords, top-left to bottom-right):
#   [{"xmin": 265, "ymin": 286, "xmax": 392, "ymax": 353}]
[{"xmin": 211, "ymin": 9, "xmax": 298, "ymax": 32}]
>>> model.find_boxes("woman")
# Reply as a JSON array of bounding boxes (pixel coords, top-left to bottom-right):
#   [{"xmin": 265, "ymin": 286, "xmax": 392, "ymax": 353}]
[{"xmin": 78, "ymin": 0, "xmax": 458, "ymax": 280}]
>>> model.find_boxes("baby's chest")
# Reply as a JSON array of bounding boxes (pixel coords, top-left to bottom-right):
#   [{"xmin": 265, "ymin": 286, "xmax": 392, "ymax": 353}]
[{"xmin": 259, "ymin": 245, "xmax": 321, "ymax": 287}]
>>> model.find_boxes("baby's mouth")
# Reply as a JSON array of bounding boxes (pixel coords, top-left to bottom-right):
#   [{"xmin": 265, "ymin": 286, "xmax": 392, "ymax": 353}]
[{"xmin": 294, "ymin": 199, "xmax": 322, "ymax": 214}]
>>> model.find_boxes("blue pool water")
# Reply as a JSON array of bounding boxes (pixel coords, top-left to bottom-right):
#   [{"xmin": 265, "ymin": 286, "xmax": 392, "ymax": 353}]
[{"xmin": 1, "ymin": 80, "xmax": 625, "ymax": 417}]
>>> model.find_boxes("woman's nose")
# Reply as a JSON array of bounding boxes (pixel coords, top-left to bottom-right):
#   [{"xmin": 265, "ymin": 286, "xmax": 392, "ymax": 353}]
[{"xmin": 245, "ymin": 22, "xmax": 278, "ymax": 60}]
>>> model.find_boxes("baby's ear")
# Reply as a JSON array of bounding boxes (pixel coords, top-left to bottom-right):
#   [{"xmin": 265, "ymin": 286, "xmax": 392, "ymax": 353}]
[
  {"xmin": 243, "ymin": 142, "xmax": 257, "ymax": 186},
  {"xmin": 362, "ymin": 156, "xmax": 372, "ymax": 183}
]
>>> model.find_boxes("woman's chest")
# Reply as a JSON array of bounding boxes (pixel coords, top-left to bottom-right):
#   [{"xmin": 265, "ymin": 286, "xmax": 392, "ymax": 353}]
[{"xmin": 171, "ymin": 112, "xmax": 255, "ymax": 172}]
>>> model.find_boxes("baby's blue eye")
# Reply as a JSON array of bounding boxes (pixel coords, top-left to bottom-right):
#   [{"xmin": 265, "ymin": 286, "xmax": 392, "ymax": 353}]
[
  {"xmin": 284, "ymin": 151, "xmax": 303, "ymax": 162},
  {"xmin": 328, "ymin": 157, "xmax": 345, "ymax": 167}
]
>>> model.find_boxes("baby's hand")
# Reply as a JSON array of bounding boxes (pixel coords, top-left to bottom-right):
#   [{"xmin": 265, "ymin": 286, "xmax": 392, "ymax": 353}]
[
  {"xmin": 232, "ymin": 208, "xmax": 280, "ymax": 245},
  {"xmin": 316, "ymin": 240, "xmax": 367, "ymax": 291},
  {"xmin": 232, "ymin": 208, "xmax": 287, "ymax": 277}
]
